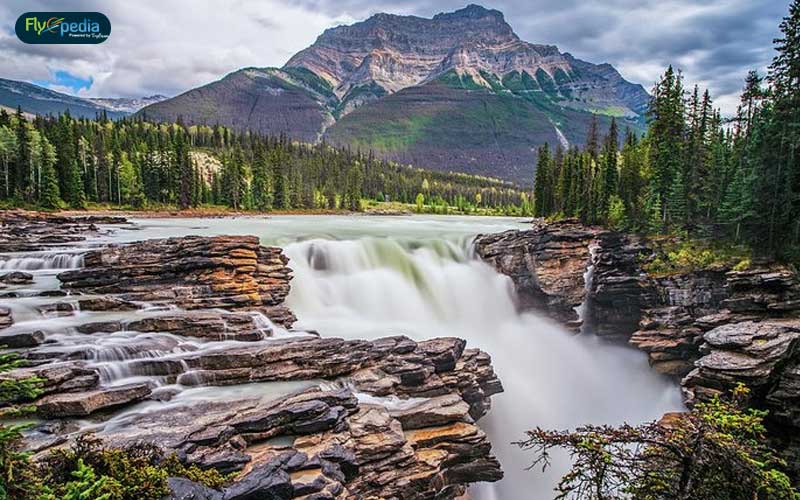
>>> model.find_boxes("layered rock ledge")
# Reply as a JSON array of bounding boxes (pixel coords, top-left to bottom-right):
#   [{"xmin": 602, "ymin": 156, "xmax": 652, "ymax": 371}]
[
  {"xmin": 474, "ymin": 219, "xmax": 604, "ymax": 326},
  {"xmin": 58, "ymin": 235, "xmax": 295, "ymax": 326}
]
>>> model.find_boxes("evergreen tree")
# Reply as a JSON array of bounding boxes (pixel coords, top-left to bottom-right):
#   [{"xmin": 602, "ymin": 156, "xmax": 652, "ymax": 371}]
[
  {"xmin": 648, "ymin": 66, "xmax": 685, "ymax": 222},
  {"xmin": 600, "ymin": 117, "xmax": 619, "ymax": 216},
  {"xmin": 761, "ymin": 0, "xmax": 800, "ymax": 253},
  {"xmin": 64, "ymin": 160, "xmax": 86, "ymax": 208},
  {"xmin": 40, "ymin": 153, "xmax": 61, "ymax": 209},
  {"xmin": 534, "ymin": 144, "xmax": 552, "ymax": 217}
]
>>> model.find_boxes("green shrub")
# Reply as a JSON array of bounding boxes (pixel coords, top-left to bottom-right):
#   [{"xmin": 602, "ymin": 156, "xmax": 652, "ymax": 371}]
[
  {"xmin": 519, "ymin": 384, "xmax": 799, "ymax": 500},
  {"xmin": 37, "ymin": 435, "xmax": 236, "ymax": 500},
  {"xmin": 641, "ymin": 238, "xmax": 753, "ymax": 276},
  {"xmin": 0, "ymin": 350, "xmax": 44, "ymax": 500},
  {"xmin": 61, "ymin": 459, "xmax": 123, "ymax": 500}
]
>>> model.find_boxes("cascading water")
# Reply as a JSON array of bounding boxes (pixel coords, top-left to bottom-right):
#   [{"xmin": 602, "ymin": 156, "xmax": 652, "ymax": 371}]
[
  {"xmin": 1, "ymin": 215, "xmax": 683, "ymax": 498},
  {"xmin": 575, "ymin": 243, "xmax": 599, "ymax": 334},
  {"xmin": 284, "ymin": 232, "xmax": 683, "ymax": 499},
  {"xmin": 0, "ymin": 251, "xmax": 84, "ymax": 270}
]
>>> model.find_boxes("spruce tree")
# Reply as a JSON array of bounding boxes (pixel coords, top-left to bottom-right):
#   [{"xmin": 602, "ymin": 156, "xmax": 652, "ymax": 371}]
[{"xmin": 534, "ymin": 144, "xmax": 552, "ymax": 217}]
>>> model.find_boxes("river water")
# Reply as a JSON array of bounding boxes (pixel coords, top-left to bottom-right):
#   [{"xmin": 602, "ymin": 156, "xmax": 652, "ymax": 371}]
[{"xmin": 1, "ymin": 215, "xmax": 683, "ymax": 499}]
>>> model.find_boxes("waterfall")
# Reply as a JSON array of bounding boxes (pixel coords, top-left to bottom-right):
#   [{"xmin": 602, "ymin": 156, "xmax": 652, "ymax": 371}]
[
  {"xmin": 284, "ymin": 236, "xmax": 683, "ymax": 499},
  {"xmin": 1, "ymin": 216, "xmax": 683, "ymax": 498},
  {"xmin": 575, "ymin": 243, "xmax": 599, "ymax": 334}
]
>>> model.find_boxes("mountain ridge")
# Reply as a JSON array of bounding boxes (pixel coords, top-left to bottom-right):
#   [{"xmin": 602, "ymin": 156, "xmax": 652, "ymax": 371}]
[
  {"xmin": 136, "ymin": 5, "xmax": 648, "ymax": 181},
  {"xmin": 0, "ymin": 78, "xmax": 167, "ymax": 118}
]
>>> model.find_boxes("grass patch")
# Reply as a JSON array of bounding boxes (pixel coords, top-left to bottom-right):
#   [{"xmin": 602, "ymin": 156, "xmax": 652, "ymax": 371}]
[{"xmin": 641, "ymin": 236, "xmax": 753, "ymax": 276}]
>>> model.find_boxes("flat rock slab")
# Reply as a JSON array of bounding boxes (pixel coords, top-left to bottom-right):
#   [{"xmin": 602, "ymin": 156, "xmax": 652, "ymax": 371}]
[
  {"xmin": 36, "ymin": 382, "xmax": 152, "ymax": 418},
  {"xmin": 1, "ymin": 271, "xmax": 34, "ymax": 284},
  {"xmin": 0, "ymin": 330, "xmax": 44, "ymax": 348}
]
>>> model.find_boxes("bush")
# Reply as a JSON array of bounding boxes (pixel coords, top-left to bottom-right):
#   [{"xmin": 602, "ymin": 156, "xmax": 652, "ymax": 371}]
[
  {"xmin": 0, "ymin": 346, "xmax": 234, "ymax": 500},
  {"xmin": 518, "ymin": 385, "xmax": 799, "ymax": 500},
  {"xmin": 641, "ymin": 238, "xmax": 752, "ymax": 276},
  {"xmin": 34, "ymin": 435, "xmax": 236, "ymax": 500},
  {"xmin": 0, "ymin": 350, "xmax": 43, "ymax": 500}
]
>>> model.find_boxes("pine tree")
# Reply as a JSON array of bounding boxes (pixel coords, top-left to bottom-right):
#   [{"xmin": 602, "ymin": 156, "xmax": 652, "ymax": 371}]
[
  {"xmin": 534, "ymin": 144, "xmax": 552, "ymax": 217},
  {"xmin": 600, "ymin": 117, "xmax": 619, "ymax": 217},
  {"xmin": 40, "ymin": 153, "xmax": 61, "ymax": 209},
  {"xmin": 0, "ymin": 127, "xmax": 17, "ymax": 199},
  {"xmin": 648, "ymin": 66, "xmax": 685, "ymax": 222},
  {"xmin": 64, "ymin": 160, "xmax": 86, "ymax": 208},
  {"xmin": 14, "ymin": 107, "xmax": 30, "ymax": 198},
  {"xmin": 667, "ymin": 169, "xmax": 687, "ymax": 226},
  {"xmin": 763, "ymin": 0, "xmax": 800, "ymax": 253}
]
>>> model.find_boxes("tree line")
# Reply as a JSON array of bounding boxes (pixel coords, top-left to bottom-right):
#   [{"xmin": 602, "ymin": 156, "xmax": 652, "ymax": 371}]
[
  {"xmin": 533, "ymin": 0, "xmax": 800, "ymax": 260},
  {"xmin": 0, "ymin": 112, "xmax": 534, "ymax": 215}
]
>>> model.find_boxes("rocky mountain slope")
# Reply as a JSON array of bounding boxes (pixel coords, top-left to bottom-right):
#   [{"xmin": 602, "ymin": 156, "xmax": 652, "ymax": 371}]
[
  {"xmin": 0, "ymin": 78, "xmax": 164, "ymax": 118},
  {"xmin": 86, "ymin": 95, "xmax": 167, "ymax": 113},
  {"xmin": 139, "ymin": 4, "xmax": 649, "ymax": 182}
]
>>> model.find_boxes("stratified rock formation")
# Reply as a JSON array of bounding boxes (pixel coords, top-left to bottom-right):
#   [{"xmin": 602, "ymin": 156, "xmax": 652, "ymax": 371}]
[
  {"xmin": 0, "ymin": 214, "xmax": 504, "ymax": 498},
  {"xmin": 476, "ymin": 218, "xmax": 800, "ymax": 476},
  {"xmin": 0, "ymin": 210, "xmax": 127, "ymax": 252},
  {"xmin": 474, "ymin": 219, "xmax": 604, "ymax": 326},
  {"xmin": 58, "ymin": 235, "xmax": 295, "ymax": 326}
]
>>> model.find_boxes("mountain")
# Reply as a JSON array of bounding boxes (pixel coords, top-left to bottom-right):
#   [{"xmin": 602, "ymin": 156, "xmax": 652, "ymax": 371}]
[
  {"xmin": 0, "ymin": 79, "xmax": 165, "ymax": 118},
  {"xmin": 87, "ymin": 95, "xmax": 168, "ymax": 113},
  {"xmin": 142, "ymin": 4, "xmax": 650, "ymax": 182},
  {"xmin": 0, "ymin": 78, "xmax": 127, "ymax": 119}
]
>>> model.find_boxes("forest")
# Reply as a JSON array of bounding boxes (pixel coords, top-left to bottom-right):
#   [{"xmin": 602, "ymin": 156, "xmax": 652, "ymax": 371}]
[
  {"xmin": 0, "ymin": 111, "xmax": 534, "ymax": 216},
  {"xmin": 532, "ymin": 3, "xmax": 800, "ymax": 261}
]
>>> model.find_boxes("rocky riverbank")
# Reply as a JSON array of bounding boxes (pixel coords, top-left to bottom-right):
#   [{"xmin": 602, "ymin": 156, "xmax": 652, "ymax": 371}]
[
  {"xmin": 0, "ymin": 211, "xmax": 504, "ymax": 499},
  {"xmin": 475, "ymin": 218, "xmax": 800, "ymax": 474}
]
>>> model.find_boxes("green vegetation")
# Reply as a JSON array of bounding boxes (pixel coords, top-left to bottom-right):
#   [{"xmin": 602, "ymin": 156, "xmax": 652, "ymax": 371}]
[
  {"xmin": 0, "ymin": 350, "xmax": 42, "ymax": 500},
  {"xmin": 0, "ymin": 109, "xmax": 534, "ymax": 215},
  {"xmin": 0, "ymin": 347, "xmax": 235, "ymax": 500},
  {"xmin": 282, "ymin": 67, "xmax": 336, "ymax": 99},
  {"xmin": 350, "ymin": 114, "xmax": 435, "ymax": 151},
  {"xmin": 520, "ymin": 385, "xmax": 799, "ymax": 500},
  {"xmin": 641, "ymin": 237, "xmax": 752, "ymax": 276},
  {"xmin": 532, "ymin": 0, "xmax": 800, "ymax": 262},
  {"xmin": 2, "ymin": 434, "xmax": 235, "ymax": 500}
]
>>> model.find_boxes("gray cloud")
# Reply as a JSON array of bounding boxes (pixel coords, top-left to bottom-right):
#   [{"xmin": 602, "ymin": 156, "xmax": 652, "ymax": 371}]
[{"xmin": 0, "ymin": 0, "xmax": 791, "ymax": 114}]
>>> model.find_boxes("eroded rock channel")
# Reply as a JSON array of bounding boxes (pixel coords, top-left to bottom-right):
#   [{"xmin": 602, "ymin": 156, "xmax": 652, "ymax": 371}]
[
  {"xmin": 0, "ymin": 212, "xmax": 503, "ymax": 499},
  {"xmin": 475, "ymin": 218, "xmax": 800, "ymax": 475}
]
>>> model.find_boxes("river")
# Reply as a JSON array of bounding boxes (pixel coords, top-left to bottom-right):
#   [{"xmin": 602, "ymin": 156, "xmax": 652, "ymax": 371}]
[{"xmin": 1, "ymin": 214, "xmax": 683, "ymax": 499}]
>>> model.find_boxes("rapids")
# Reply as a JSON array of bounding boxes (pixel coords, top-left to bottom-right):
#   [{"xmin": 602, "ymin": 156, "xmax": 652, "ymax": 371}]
[{"xmin": 0, "ymin": 215, "xmax": 683, "ymax": 499}]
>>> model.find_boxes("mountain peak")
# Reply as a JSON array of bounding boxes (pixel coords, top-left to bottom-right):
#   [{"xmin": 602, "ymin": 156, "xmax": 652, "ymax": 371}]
[
  {"xmin": 434, "ymin": 4, "xmax": 504, "ymax": 21},
  {"xmin": 138, "ymin": 5, "xmax": 649, "ymax": 183}
]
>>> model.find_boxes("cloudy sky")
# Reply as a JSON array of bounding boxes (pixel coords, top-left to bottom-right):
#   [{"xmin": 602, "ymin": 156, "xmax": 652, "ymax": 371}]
[{"xmin": 0, "ymin": 0, "xmax": 791, "ymax": 114}]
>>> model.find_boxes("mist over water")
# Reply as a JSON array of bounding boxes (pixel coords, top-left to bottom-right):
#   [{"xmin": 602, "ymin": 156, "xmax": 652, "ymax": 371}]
[
  {"xmin": 1, "ymin": 215, "xmax": 683, "ymax": 498},
  {"xmin": 279, "ymin": 222, "xmax": 683, "ymax": 499}
]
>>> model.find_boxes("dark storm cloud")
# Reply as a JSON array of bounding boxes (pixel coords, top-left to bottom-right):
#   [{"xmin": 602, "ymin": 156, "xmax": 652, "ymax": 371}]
[{"xmin": 0, "ymin": 0, "xmax": 791, "ymax": 113}]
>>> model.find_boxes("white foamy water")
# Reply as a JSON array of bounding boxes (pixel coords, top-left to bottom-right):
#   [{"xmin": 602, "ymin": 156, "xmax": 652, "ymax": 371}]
[
  {"xmin": 2, "ymin": 215, "xmax": 683, "ymax": 498},
  {"xmin": 0, "ymin": 251, "xmax": 84, "ymax": 270}
]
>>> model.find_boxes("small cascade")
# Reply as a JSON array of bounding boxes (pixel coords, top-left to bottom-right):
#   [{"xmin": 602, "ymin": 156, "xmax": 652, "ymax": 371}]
[
  {"xmin": 248, "ymin": 311, "xmax": 275, "ymax": 339},
  {"xmin": 575, "ymin": 243, "xmax": 600, "ymax": 334},
  {"xmin": 0, "ymin": 251, "xmax": 85, "ymax": 270}
]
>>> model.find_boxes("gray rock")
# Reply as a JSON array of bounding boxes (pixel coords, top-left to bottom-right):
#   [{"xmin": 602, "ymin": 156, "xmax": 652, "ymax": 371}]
[
  {"xmin": 166, "ymin": 477, "xmax": 223, "ymax": 500},
  {"xmin": 36, "ymin": 382, "xmax": 153, "ymax": 417},
  {"xmin": 0, "ymin": 330, "xmax": 44, "ymax": 348},
  {"xmin": 1, "ymin": 271, "xmax": 33, "ymax": 284}
]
